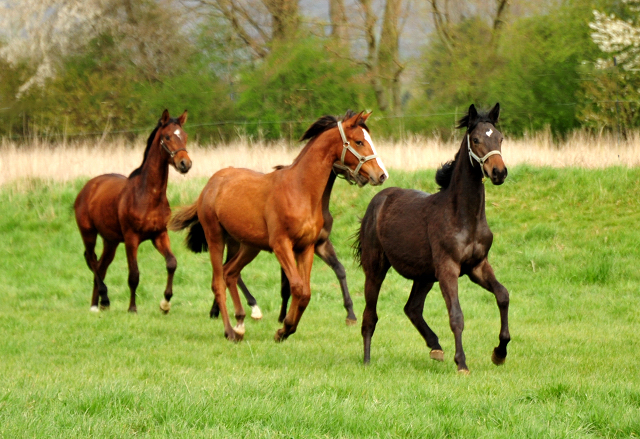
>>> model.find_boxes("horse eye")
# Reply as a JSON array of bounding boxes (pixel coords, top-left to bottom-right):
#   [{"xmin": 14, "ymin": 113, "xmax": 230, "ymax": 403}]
[
  {"xmin": 165, "ymin": 135, "xmax": 171, "ymax": 140},
  {"xmin": 356, "ymin": 140, "xmax": 364, "ymax": 147},
  {"xmin": 473, "ymin": 138, "xmax": 479, "ymax": 144}
]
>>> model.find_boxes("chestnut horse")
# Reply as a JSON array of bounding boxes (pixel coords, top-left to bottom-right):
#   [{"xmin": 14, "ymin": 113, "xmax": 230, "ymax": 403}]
[
  {"xmin": 74, "ymin": 110, "xmax": 192, "ymax": 313},
  {"xmin": 354, "ymin": 103, "xmax": 510, "ymax": 373},
  {"xmin": 170, "ymin": 111, "xmax": 388, "ymax": 341},
  {"xmin": 209, "ymin": 162, "xmax": 367, "ymax": 325}
]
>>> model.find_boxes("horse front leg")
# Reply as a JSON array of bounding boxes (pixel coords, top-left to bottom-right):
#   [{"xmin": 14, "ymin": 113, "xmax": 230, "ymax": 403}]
[
  {"xmin": 124, "ymin": 234, "xmax": 141, "ymax": 313},
  {"xmin": 469, "ymin": 258, "xmax": 510, "ymax": 365},
  {"xmin": 315, "ymin": 239, "xmax": 357, "ymax": 325},
  {"xmin": 152, "ymin": 231, "xmax": 177, "ymax": 314},
  {"xmin": 437, "ymin": 263, "xmax": 468, "ymax": 373},
  {"xmin": 273, "ymin": 243, "xmax": 314, "ymax": 342}
]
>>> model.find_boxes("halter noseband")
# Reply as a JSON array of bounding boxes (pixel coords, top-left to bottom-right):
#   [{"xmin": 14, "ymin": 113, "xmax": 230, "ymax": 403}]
[
  {"xmin": 160, "ymin": 137, "xmax": 187, "ymax": 158},
  {"xmin": 333, "ymin": 121, "xmax": 378, "ymax": 187},
  {"xmin": 467, "ymin": 132, "xmax": 502, "ymax": 175}
]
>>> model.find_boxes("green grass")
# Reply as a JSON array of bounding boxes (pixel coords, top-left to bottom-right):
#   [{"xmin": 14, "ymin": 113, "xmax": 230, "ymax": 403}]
[{"xmin": 1, "ymin": 167, "xmax": 640, "ymax": 438}]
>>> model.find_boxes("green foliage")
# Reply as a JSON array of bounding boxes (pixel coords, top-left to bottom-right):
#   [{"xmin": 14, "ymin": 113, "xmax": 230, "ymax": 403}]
[
  {"xmin": 408, "ymin": 0, "xmax": 601, "ymax": 137},
  {"xmin": 235, "ymin": 38, "xmax": 376, "ymax": 140},
  {"xmin": 1, "ymin": 167, "xmax": 640, "ymax": 437}
]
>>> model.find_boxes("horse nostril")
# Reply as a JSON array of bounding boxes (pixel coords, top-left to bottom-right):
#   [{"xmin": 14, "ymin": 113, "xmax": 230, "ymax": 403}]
[{"xmin": 379, "ymin": 173, "xmax": 387, "ymax": 183}]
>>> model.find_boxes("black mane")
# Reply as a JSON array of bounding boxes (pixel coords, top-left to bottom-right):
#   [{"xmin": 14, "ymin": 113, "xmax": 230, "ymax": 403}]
[
  {"xmin": 435, "ymin": 151, "xmax": 460, "ymax": 190},
  {"xmin": 129, "ymin": 117, "xmax": 180, "ymax": 178},
  {"xmin": 456, "ymin": 108, "xmax": 497, "ymax": 132},
  {"xmin": 299, "ymin": 110, "xmax": 369, "ymax": 142}
]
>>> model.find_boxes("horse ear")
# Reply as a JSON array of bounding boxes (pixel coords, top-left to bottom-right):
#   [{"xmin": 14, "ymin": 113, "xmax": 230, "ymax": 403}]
[
  {"xmin": 361, "ymin": 111, "xmax": 373, "ymax": 123},
  {"xmin": 178, "ymin": 110, "xmax": 188, "ymax": 126},
  {"xmin": 344, "ymin": 110, "xmax": 364, "ymax": 127},
  {"xmin": 488, "ymin": 102, "xmax": 500, "ymax": 124},
  {"xmin": 160, "ymin": 109, "xmax": 170, "ymax": 125},
  {"xmin": 468, "ymin": 104, "xmax": 478, "ymax": 123}
]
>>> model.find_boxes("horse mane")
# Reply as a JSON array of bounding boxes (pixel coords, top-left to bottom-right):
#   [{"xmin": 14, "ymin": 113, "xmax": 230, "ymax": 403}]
[
  {"xmin": 436, "ymin": 106, "xmax": 497, "ymax": 189},
  {"xmin": 291, "ymin": 110, "xmax": 369, "ymax": 167},
  {"xmin": 129, "ymin": 117, "xmax": 180, "ymax": 178}
]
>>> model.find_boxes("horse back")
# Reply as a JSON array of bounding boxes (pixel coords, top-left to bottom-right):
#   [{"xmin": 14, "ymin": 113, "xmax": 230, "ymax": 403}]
[{"xmin": 74, "ymin": 174, "xmax": 128, "ymax": 242}]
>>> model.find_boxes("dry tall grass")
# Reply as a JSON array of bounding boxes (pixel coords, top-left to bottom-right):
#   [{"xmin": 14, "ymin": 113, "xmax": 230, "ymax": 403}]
[{"xmin": 2, "ymin": 131, "xmax": 640, "ymax": 186}]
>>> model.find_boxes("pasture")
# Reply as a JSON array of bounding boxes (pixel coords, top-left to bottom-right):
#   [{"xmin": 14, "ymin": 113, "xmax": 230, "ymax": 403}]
[{"xmin": 1, "ymin": 166, "xmax": 639, "ymax": 438}]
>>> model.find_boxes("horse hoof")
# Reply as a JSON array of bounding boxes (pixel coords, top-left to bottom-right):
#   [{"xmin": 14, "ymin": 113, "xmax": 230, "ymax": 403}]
[
  {"xmin": 430, "ymin": 349, "xmax": 444, "ymax": 362},
  {"xmin": 159, "ymin": 299, "xmax": 171, "ymax": 314},
  {"xmin": 492, "ymin": 349, "xmax": 506, "ymax": 366},
  {"xmin": 128, "ymin": 307, "xmax": 137, "ymax": 314},
  {"xmin": 250, "ymin": 305, "xmax": 263, "ymax": 320},
  {"xmin": 99, "ymin": 305, "xmax": 110, "ymax": 311},
  {"xmin": 90, "ymin": 306, "xmax": 99, "ymax": 313},
  {"xmin": 224, "ymin": 330, "xmax": 243, "ymax": 343},
  {"xmin": 234, "ymin": 322, "xmax": 246, "ymax": 336},
  {"xmin": 345, "ymin": 318, "xmax": 358, "ymax": 326},
  {"xmin": 274, "ymin": 329, "xmax": 287, "ymax": 342},
  {"xmin": 457, "ymin": 368, "xmax": 470, "ymax": 376}
]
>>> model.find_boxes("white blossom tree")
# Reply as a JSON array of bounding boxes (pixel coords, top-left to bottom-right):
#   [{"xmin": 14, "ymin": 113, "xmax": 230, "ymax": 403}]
[{"xmin": 589, "ymin": 0, "xmax": 640, "ymax": 70}]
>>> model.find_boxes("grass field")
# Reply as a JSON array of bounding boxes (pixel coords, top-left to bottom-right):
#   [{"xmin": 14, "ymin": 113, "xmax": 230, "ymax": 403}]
[{"xmin": 1, "ymin": 166, "xmax": 640, "ymax": 438}]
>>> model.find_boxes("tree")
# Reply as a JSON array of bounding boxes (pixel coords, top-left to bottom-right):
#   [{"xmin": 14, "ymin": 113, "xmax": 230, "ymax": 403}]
[
  {"xmin": 194, "ymin": 0, "xmax": 300, "ymax": 59},
  {"xmin": 581, "ymin": 0, "xmax": 640, "ymax": 132}
]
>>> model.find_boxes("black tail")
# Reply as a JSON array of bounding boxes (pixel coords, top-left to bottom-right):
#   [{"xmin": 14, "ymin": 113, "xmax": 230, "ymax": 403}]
[
  {"xmin": 168, "ymin": 203, "xmax": 208, "ymax": 253},
  {"xmin": 351, "ymin": 218, "xmax": 364, "ymax": 267}
]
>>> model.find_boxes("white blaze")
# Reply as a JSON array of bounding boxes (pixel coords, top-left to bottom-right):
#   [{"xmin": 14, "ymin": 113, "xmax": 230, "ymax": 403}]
[
  {"xmin": 363, "ymin": 129, "xmax": 389, "ymax": 178},
  {"xmin": 486, "ymin": 128, "xmax": 493, "ymax": 137},
  {"xmin": 174, "ymin": 129, "xmax": 182, "ymax": 140}
]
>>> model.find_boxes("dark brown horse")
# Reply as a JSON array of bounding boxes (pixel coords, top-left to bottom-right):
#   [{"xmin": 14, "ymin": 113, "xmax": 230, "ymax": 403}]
[
  {"xmin": 354, "ymin": 103, "xmax": 510, "ymax": 373},
  {"xmin": 74, "ymin": 109, "xmax": 191, "ymax": 313},
  {"xmin": 169, "ymin": 111, "xmax": 388, "ymax": 342},
  {"xmin": 209, "ymin": 163, "xmax": 365, "ymax": 325}
]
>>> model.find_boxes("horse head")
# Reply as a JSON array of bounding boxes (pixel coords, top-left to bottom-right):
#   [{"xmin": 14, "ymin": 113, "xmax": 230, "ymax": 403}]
[
  {"xmin": 465, "ymin": 103, "xmax": 507, "ymax": 185},
  {"xmin": 157, "ymin": 109, "xmax": 192, "ymax": 174},
  {"xmin": 334, "ymin": 111, "xmax": 388, "ymax": 186}
]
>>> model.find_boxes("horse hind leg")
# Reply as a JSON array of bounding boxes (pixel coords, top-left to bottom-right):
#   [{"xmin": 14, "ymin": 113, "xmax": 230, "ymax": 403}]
[
  {"xmin": 79, "ymin": 230, "xmax": 102, "ymax": 311},
  {"xmin": 404, "ymin": 280, "xmax": 444, "ymax": 362},
  {"xmin": 152, "ymin": 231, "xmax": 177, "ymax": 314},
  {"xmin": 211, "ymin": 238, "xmax": 262, "ymax": 320},
  {"xmin": 222, "ymin": 244, "xmax": 261, "ymax": 339},
  {"xmin": 469, "ymin": 259, "xmax": 511, "ymax": 366},
  {"xmin": 92, "ymin": 239, "xmax": 118, "ymax": 311},
  {"xmin": 315, "ymin": 239, "xmax": 357, "ymax": 325}
]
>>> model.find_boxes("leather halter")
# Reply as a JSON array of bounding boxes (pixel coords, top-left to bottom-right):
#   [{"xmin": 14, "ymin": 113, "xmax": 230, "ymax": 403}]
[
  {"xmin": 160, "ymin": 135, "xmax": 187, "ymax": 158},
  {"xmin": 467, "ymin": 132, "xmax": 502, "ymax": 176},
  {"xmin": 332, "ymin": 121, "xmax": 378, "ymax": 187}
]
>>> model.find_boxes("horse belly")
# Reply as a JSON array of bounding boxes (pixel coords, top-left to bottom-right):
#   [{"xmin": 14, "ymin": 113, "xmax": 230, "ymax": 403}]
[{"xmin": 80, "ymin": 175, "xmax": 126, "ymax": 242}]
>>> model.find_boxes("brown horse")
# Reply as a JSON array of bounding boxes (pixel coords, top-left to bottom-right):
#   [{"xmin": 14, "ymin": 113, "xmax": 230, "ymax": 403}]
[
  {"xmin": 169, "ymin": 111, "xmax": 388, "ymax": 342},
  {"xmin": 209, "ymin": 162, "xmax": 366, "ymax": 325},
  {"xmin": 354, "ymin": 103, "xmax": 510, "ymax": 373},
  {"xmin": 74, "ymin": 109, "xmax": 191, "ymax": 313}
]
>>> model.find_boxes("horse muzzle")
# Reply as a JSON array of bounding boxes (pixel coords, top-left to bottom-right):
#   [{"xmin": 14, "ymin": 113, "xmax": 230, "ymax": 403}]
[{"xmin": 176, "ymin": 157, "xmax": 192, "ymax": 174}]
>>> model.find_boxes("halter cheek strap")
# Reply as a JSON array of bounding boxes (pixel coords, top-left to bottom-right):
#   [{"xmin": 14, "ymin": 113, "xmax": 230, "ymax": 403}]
[
  {"xmin": 333, "ymin": 121, "xmax": 378, "ymax": 187},
  {"xmin": 467, "ymin": 133, "xmax": 502, "ymax": 169},
  {"xmin": 160, "ymin": 138, "xmax": 187, "ymax": 158}
]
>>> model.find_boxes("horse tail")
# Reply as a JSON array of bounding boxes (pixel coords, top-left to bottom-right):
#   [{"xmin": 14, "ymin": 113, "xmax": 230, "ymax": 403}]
[
  {"xmin": 351, "ymin": 219, "xmax": 364, "ymax": 267},
  {"xmin": 169, "ymin": 203, "xmax": 208, "ymax": 253}
]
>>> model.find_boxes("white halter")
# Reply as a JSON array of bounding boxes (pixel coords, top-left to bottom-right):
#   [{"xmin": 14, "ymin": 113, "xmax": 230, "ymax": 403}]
[
  {"xmin": 467, "ymin": 133, "xmax": 502, "ymax": 168},
  {"xmin": 333, "ymin": 121, "xmax": 379, "ymax": 187}
]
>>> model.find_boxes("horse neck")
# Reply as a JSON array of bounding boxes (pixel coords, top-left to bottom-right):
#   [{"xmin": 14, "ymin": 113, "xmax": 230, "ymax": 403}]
[
  {"xmin": 446, "ymin": 136, "xmax": 486, "ymax": 224},
  {"xmin": 134, "ymin": 138, "xmax": 169, "ymax": 203},
  {"xmin": 288, "ymin": 131, "xmax": 341, "ymax": 208}
]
